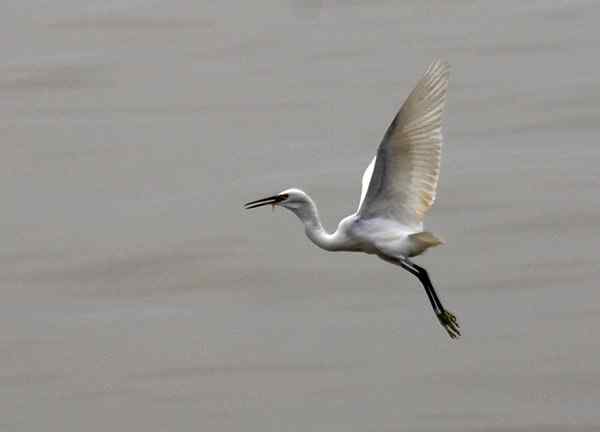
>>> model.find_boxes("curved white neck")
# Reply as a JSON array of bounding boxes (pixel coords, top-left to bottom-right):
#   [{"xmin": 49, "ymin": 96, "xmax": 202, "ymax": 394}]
[{"xmin": 288, "ymin": 195, "xmax": 343, "ymax": 251}]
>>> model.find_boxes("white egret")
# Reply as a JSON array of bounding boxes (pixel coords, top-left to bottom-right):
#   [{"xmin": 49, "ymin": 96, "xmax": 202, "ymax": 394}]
[{"xmin": 245, "ymin": 60, "xmax": 460, "ymax": 338}]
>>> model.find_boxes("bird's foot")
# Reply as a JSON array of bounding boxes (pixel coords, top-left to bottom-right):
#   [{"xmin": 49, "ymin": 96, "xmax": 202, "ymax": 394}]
[{"xmin": 437, "ymin": 309, "xmax": 460, "ymax": 339}]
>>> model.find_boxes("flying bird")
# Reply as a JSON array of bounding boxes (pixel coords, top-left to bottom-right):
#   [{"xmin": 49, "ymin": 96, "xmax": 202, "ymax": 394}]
[{"xmin": 245, "ymin": 60, "xmax": 460, "ymax": 338}]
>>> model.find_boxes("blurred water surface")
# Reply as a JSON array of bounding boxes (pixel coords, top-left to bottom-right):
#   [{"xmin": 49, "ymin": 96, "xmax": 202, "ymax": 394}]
[{"xmin": 1, "ymin": 1, "xmax": 600, "ymax": 431}]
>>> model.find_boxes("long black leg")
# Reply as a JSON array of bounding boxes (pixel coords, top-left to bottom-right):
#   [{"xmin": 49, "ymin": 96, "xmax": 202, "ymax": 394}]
[
  {"xmin": 380, "ymin": 254, "xmax": 460, "ymax": 339},
  {"xmin": 404, "ymin": 260, "xmax": 461, "ymax": 338},
  {"xmin": 408, "ymin": 262, "xmax": 445, "ymax": 313},
  {"xmin": 396, "ymin": 260, "xmax": 441, "ymax": 315}
]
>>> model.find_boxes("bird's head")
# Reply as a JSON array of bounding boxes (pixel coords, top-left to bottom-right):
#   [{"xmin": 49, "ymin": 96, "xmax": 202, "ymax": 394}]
[{"xmin": 244, "ymin": 188, "xmax": 311, "ymax": 212}]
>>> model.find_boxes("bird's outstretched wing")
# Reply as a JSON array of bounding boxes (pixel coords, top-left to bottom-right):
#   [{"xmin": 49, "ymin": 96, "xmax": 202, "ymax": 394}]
[{"xmin": 357, "ymin": 60, "xmax": 450, "ymax": 227}]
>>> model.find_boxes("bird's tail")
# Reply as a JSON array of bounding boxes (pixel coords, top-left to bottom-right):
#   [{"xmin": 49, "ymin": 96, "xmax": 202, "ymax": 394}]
[{"xmin": 408, "ymin": 232, "xmax": 445, "ymax": 256}]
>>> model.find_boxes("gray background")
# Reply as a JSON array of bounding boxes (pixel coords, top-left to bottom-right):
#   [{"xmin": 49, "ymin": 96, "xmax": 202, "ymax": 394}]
[{"xmin": 2, "ymin": 1, "xmax": 599, "ymax": 430}]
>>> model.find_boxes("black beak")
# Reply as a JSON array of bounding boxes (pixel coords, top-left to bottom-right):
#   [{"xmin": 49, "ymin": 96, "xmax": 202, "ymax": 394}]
[{"xmin": 244, "ymin": 194, "xmax": 287, "ymax": 210}]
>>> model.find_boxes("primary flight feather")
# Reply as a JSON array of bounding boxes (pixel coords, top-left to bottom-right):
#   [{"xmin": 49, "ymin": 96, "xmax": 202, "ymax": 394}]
[{"xmin": 359, "ymin": 60, "xmax": 448, "ymax": 226}]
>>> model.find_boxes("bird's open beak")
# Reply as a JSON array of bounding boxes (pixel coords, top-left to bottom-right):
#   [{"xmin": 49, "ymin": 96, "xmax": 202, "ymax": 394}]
[{"xmin": 244, "ymin": 194, "xmax": 287, "ymax": 210}]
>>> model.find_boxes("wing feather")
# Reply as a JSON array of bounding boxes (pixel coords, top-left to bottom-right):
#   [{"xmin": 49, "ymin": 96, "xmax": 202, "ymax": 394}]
[
  {"xmin": 357, "ymin": 60, "xmax": 450, "ymax": 227},
  {"xmin": 357, "ymin": 156, "xmax": 376, "ymax": 211}
]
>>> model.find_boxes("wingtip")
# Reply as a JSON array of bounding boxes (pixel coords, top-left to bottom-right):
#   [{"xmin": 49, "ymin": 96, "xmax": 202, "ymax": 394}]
[
  {"xmin": 426, "ymin": 59, "xmax": 451, "ymax": 77},
  {"xmin": 430, "ymin": 59, "xmax": 450, "ymax": 69}
]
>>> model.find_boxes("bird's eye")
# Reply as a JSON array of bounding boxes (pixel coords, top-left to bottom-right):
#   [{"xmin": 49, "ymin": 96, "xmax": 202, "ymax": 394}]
[{"xmin": 279, "ymin": 193, "xmax": 289, "ymax": 201}]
